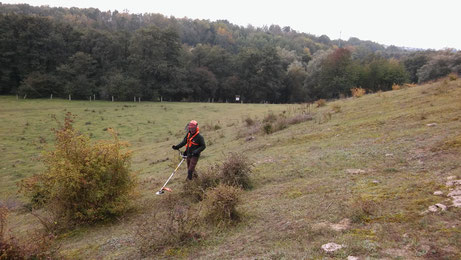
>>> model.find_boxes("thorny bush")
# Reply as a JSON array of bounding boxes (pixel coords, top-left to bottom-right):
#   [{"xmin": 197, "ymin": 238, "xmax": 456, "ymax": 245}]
[
  {"xmin": 181, "ymin": 153, "xmax": 252, "ymax": 202},
  {"xmin": 136, "ymin": 197, "xmax": 201, "ymax": 257},
  {"xmin": 202, "ymin": 184, "xmax": 241, "ymax": 225},
  {"xmin": 220, "ymin": 153, "xmax": 253, "ymax": 190},
  {"xmin": 0, "ymin": 206, "xmax": 57, "ymax": 259},
  {"xmin": 19, "ymin": 112, "xmax": 136, "ymax": 229},
  {"xmin": 181, "ymin": 167, "xmax": 220, "ymax": 202}
]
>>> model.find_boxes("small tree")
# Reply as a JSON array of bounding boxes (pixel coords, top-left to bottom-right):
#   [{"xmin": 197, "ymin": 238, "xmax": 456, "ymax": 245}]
[{"xmin": 20, "ymin": 113, "xmax": 135, "ymax": 228}]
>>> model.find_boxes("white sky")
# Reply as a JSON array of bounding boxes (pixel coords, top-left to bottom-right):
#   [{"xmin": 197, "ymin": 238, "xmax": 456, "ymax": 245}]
[{"xmin": 2, "ymin": 0, "xmax": 460, "ymax": 50}]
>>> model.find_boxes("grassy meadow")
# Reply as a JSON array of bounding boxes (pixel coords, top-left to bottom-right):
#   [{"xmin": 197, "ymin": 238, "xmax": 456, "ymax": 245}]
[{"xmin": 1, "ymin": 78, "xmax": 461, "ymax": 259}]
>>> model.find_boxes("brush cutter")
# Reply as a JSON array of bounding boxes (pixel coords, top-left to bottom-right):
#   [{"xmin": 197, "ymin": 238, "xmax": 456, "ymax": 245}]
[{"xmin": 156, "ymin": 151, "xmax": 187, "ymax": 195}]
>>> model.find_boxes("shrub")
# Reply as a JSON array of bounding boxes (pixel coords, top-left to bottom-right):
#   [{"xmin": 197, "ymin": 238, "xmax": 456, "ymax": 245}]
[
  {"xmin": 274, "ymin": 119, "xmax": 288, "ymax": 132},
  {"xmin": 19, "ymin": 112, "xmax": 135, "ymax": 228},
  {"xmin": 350, "ymin": 87, "xmax": 366, "ymax": 97},
  {"xmin": 448, "ymin": 73, "xmax": 458, "ymax": 81},
  {"xmin": 181, "ymin": 167, "xmax": 220, "ymax": 202},
  {"xmin": 220, "ymin": 153, "xmax": 252, "ymax": 190},
  {"xmin": 392, "ymin": 84, "xmax": 401, "ymax": 90},
  {"xmin": 136, "ymin": 199, "xmax": 201, "ymax": 256},
  {"xmin": 262, "ymin": 112, "xmax": 277, "ymax": 123},
  {"xmin": 202, "ymin": 184, "xmax": 241, "ymax": 225},
  {"xmin": 244, "ymin": 117, "xmax": 255, "ymax": 126},
  {"xmin": 348, "ymin": 197, "xmax": 379, "ymax": 224},
  {"xmin": 331, "ymin": 104, "xmax": 342, "ymax": 113},
  {"xmin": 0, "ymin": 206, "xmax": 56, "ymax": 259},
  {"xmin": 315, "ymin": 99, "xmax": 326, "ymax": 107},
  {"xmin": 286, "ymin": 113, "xmax": 313, "ymax": 125},
  {"xmin": 263, "ymin": 123, "xmax": 273, "ymax": 134}
]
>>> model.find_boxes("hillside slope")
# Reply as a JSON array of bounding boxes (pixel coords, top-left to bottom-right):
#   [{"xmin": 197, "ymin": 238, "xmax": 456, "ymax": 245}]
[{"xmin": 1, "ymin": 78, "xmax": 461, "ymax": 259}]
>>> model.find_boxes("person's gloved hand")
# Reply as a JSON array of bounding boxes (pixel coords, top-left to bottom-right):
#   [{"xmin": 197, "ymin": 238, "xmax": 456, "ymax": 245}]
[{"xmin": 172, "ymin": 145, "xmax": 179, "ymax": 150}]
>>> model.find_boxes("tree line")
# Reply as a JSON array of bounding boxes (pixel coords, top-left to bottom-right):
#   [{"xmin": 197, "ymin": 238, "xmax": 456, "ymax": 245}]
[{"xmin": 1, "ymin": 4, "xmax": 460, "ymax": 102}]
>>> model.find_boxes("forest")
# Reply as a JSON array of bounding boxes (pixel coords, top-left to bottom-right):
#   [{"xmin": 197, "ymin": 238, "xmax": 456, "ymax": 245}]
[{"xmin": 1, "ymin": 3, "xmax": 460, "ymax": 102}]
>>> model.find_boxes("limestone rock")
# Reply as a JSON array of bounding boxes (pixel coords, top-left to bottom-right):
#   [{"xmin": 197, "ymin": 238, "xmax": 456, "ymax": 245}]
[
  {"xmin": 435, "ymin": 203, "xmax": 447, "ymax": 211},
  {"xmin": 321, "ymin": 242, "xmax": 345, "ymax": 252},
  {"xmin": 452, "ymin": 197, "xmax": 461, "ymax": 207},
  {"xmin": 433, "ymin": 191, "xmax": 443, "ymax": 196},
  {"xmin": 447, "ymin": 189, "xmax": 461, "ymax": 197},
  {"xmin": 446, "ymin": 180, "xmax": 461, "ymax": 187},
  {"xmin": 428, "ymin": 203, "xmax": 447, "ymax": 212},
  {"xmin": 428, "ymin": 205, "xmax": 438, "ymax": 212},
  {"xmin": 346, "ymin": 169, "xmax": 366, "ymax": 174}
]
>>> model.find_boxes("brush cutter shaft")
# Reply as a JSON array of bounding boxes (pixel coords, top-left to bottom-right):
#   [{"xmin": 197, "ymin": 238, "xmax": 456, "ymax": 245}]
[{"xmin": 159, "ymin": 157, "xmax": 185, "ymax": 191}]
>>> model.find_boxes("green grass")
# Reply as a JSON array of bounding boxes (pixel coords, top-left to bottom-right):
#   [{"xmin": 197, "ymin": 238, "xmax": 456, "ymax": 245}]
[{"xmin": 1, "ymin": 78, "xmax": 461, "ymax": 259}]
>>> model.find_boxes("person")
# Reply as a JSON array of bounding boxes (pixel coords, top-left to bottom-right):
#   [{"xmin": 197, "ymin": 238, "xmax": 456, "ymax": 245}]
[{"xmin": 172, "ymin": 120, "xmax": 206, "ymax": 180}]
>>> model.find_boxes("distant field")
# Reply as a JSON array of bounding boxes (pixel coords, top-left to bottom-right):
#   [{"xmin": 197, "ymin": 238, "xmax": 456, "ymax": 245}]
[{"xmin": 1, "ymin": 78, "xmax": 461, "ymax": 259}]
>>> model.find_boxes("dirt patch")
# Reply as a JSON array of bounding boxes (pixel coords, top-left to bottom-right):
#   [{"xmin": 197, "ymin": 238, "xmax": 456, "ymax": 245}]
[{"xmin": 313, "ymin": 218, "xmax": 351, "ymax": 232}]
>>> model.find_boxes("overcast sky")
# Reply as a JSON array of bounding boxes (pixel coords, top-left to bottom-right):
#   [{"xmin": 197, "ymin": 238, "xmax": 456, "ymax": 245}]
[{"xmin": 3, "ymin": 0, "xmax": 460, "ymax": 50}]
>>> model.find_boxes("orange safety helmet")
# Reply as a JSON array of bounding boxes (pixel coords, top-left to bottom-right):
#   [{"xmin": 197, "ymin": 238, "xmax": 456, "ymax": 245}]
[{"xmin": 188, "ymin": 120, "xmax": 199, "ymax": 131}]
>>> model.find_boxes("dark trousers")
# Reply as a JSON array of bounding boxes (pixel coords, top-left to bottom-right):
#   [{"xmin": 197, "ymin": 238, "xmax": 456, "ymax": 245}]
[{"xmin": 186, "ymin": 156, "xmax": 199, "ymax": 179}]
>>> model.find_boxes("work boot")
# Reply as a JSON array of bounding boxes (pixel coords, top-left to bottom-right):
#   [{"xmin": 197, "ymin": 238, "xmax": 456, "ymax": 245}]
[{"xmin": 187, "ymin": 170, "xmax": 193, "ymax": 180}]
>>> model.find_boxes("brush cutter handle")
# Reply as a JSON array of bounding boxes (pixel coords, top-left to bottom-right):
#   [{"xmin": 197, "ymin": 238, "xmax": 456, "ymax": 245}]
[{"xmin": 179, "ymin": 150, "xmax": 187, "ymax": 159}]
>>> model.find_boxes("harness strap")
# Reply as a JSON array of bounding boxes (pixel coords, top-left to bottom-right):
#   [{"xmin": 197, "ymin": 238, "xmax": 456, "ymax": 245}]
[{"xmin": 186, "ymin": 131, "xmax": 199, "ymax": 148}]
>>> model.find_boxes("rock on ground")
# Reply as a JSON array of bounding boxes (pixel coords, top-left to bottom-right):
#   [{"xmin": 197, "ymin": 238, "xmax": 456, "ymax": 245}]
[
  {"xmin": 346, "ymin": 169, "xmax": 366, "ymax": 174},
  {"xmin": 433, "ymin": 191, "xmax": 443, "ymax": 195},
  {"xmin": 428, "ymin": 203, "xmax": 447, "ymax": 212},
  {"xmin": 321, "ymin": 242, "xmax": 345, "ymax": 252}
]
